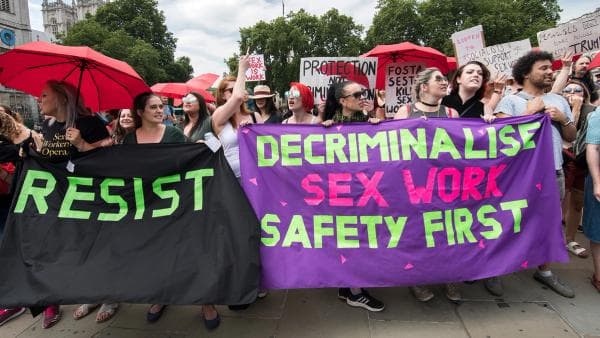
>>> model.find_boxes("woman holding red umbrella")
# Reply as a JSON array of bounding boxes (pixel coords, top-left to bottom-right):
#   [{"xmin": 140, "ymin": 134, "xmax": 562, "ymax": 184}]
[{"xmin": 34, "ymin": 80, "xmax": 111, "ymax": 329}]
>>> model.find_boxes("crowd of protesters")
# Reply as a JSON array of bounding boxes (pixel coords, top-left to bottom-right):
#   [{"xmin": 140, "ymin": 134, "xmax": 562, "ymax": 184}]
[{"xmin": 0, "ymin": 47, "xmax": 599, "ymax": 332}]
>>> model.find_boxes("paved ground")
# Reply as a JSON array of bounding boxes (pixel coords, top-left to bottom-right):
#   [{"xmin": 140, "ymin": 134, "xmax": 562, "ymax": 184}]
[{"xmin": 1, "ymin": 233, "xmax": 599, "ymax": 338}]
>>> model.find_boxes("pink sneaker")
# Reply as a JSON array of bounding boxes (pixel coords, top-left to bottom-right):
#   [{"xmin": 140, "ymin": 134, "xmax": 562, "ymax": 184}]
[
  {"xmin": 42, "ymin": 305, "xmax": 61, "ymax": 329},
  {"xmin": 0, "ymin": 307, "xmax": 26, "ymax": 326}
]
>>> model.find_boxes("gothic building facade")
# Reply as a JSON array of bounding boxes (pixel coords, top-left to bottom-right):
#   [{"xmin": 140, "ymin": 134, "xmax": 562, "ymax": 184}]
[{"xmin": 42, "ymin": 0, "xmax": 108, "ymax": 37}]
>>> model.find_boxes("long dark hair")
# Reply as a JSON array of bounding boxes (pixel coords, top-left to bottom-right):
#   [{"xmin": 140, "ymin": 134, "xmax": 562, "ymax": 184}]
[
  {"xmin": 113, "ymin": 109, "xmax": 134, "ymax": 144},
  {"xmin": 255, "ymin": 97, "xmax": 279, "ymax": 117},
  {"xmin": 324, "ymin": 81, "xmax": 354, "ymax": 121},
  {"xmin": 132, "ymin": 92, "xmax": 160, "ymax": 128},
  {"xmin": 183, "ymin": 92, "xmax": 209, "ymax": 137},
  {"xmin": 450, "ymin": 61, "xmax": 490, "ymax": 100}
]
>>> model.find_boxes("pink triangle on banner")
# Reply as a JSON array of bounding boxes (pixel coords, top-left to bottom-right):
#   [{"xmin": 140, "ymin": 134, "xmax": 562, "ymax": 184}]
[
  {"xmin": 241, "ymin": 128, "xmax": 249, "ymax": 134},
  {"xmin": 336, "ymin": 125, "xmax": 342, "ymax": 131},
  {"xmin": 280, "ymin": 201, "xmax": 288, "ymax": 206},
  {"xmin": 478, "ymin": 128, "xmax": 485, "ymax": 135},
  {"xmin": 340, "ymin": 255, "xmax": 347, "ymax": 264},
  {"xmin": 404, "ymin": 263, "xmax": 414, "ymax": 270},
  {"xmin": 535, "ymin": 183, "xmax": 542, "ymax": 191},
  {"xmin": 479, "ymin": 239, "xmax": 485, "ymax": 249},
  {"xmin": 521, "ymin": 260, "xmax": 528, "ymax": 269},
  {"xmin": 249, "ymin": 177, "xmax": 258, "ymax": 186}
]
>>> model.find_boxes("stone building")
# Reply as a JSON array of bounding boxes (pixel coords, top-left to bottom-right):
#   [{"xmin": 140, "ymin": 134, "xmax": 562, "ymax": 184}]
[
  {"xmin": 42, "ymin": 0, "xmax": 108, "ymax": 37},
  {"xmin": 0, "ymin": 0, "xmax": 37, "ymax": 125}
]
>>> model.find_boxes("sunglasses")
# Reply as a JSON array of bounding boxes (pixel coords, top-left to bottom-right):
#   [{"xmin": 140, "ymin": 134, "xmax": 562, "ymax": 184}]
[
  {"xmin": 433, "ymin": 75, "xmax": 448, "ymax": 83},
  {"xmin": 224, "ymin": 87, "xmax": 234, "ymax": 94},
  {"xmin": 182, "ymin": 95, "xmax": 198, "ymax": 104},
  {"xmin": 285, "ymin": 89, "xmax": 301, "ymax": 98},
  {"xmin": 563, "ymin": 87, "xmax": 583, "ymax": 94},
  {"xmin": 342, "ymin": 89, "xmax": 368, "ymax": 99}
]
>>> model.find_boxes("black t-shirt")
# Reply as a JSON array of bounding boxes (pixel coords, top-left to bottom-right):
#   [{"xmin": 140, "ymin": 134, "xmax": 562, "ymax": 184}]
[
  {"xmin": 40, "ymin": 115, "xmax": 109, "ymax": 162},
  {"xmin": 442, "ymin": 93, "xmax": 484, "ymax": 118}
]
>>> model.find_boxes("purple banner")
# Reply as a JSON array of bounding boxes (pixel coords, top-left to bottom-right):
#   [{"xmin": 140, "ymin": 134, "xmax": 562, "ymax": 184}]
[{"xmin": 239, "ymin": 115, "xmax": 568, "ymax": 289}]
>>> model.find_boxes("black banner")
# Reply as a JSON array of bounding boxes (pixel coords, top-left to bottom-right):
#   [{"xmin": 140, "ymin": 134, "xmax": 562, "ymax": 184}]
[{"xmin": 0, "ymin": 144, "xmax": 260, "ymax": 307}]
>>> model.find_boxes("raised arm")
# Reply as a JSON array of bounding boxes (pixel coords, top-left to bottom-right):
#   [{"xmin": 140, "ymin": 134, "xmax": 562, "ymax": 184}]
[
  {"xmin": 551, "ymin": 51, "xmax": 573, "ymax": 94},
  {"xmin": 212, "ymin": 55, "xmax": 250, "ymax": 132}
]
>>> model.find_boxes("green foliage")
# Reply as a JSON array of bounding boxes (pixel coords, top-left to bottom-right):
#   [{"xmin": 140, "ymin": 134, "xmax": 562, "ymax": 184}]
[
  {"xmin": 61, "ymin": 0, "xmax": 191, "ymax": 84},
  {"xmin": 366, "ymin": 0, "xmax": 561, "ymax": 56},
  {"xmin": 228, "ymin": 9, "xmax": 365, "ymax": 95}
]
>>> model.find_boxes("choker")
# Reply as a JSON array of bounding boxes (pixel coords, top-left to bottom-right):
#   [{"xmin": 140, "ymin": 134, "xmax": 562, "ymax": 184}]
[{"xmin": 419, "ymin": 100, "xmax": 439, "ymax": 107}]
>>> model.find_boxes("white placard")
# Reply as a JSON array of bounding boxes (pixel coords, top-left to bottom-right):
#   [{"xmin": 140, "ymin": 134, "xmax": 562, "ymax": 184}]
[
  {"xmin": 451, "ymin": 25, "xmax": 486, "ymax": 66},
  {"xmin": 537, "ymin": 10, "xmax": 600, "ymax": 58},
  {"xmin": 245, "ymin": 54, "xmax": 266, "ymax": 82},
  {"xmin": 461, "ymin": 39, "xmax": 532, "ymax": 76},
  {"xmin": 299, "ymin": 57, "xmax": 378, "ymax": 103},
  {"xmin": 384, "ymin": 63, "xmax": 425, "ymax": 118}
]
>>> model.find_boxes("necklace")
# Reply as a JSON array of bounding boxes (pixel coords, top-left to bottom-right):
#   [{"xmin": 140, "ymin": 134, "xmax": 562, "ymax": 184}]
[{"xmin": 419, "ymin": 100, "xmax": 439, "ymax": 107}]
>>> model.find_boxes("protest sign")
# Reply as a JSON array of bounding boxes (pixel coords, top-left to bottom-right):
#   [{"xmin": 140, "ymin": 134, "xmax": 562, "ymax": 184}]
[
  {"xmin": 384, "ymin": 62, "xmax": 425, "ymax": 118},
  {"xmin": 299, "ymin": 57, "xmax": 378, "ymax": 103},
  {"xmin": 246, "ymin": 54, "xmax": 266, "ymax": 81},
  {"xmin": 461, "ymin": 39, "xmax": 532, "ymax": 75},
  {"xmin": 0, "ymin": 144, "xmax": 260, "ymax": 307},
  {"xmin": 537, "ymin": 10, "xmax": 600, "ymax": 58},
  {"xmin": 451, "ymin": 25, "xmax": 486, "ymax": 65},
  {"xmin": 239, "ymin": 115, "xmax": 568, "ymax": 289}
]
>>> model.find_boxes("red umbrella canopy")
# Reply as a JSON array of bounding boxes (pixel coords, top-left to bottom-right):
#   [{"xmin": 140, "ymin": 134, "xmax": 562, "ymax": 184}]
[
  {"xmin": 447, "ymin": 57, "xmax": 457, "ymax": 71},
  {"xmin": 0, "ymin": 41, "xmax": 150, "ymax": 112},
  {"xmin": 150, "ymin": 82, "xmax": 215, "ymax": 103},
  {"xmin": 362, "ymin": 42, "xmax": 450, "ymax": 89},
  {"xmin": 588, "ymin": 52, "xmax": 600, "ymax": 70},
  {"xmin": 187, "ymin": 73, "xmax": 219, "ymax": 90}
]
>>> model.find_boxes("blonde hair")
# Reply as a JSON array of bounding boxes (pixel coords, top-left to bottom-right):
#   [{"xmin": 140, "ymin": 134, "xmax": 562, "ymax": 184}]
[
  {"xmin": 412, "ymin": 67, "xmax": 440, "ymax": 102},
  {"xmin": 45, "ymin": 80, "xmax": 90, "ymax": 127}
]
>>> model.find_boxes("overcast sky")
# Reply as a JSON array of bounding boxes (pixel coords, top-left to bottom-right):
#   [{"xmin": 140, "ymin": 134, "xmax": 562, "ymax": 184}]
[{"xmin": 27, "ymin": 0, "xmax": 599, "ymax": 77}]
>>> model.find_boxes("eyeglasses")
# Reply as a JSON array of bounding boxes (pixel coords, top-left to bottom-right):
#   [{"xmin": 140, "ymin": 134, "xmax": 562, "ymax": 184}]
[
  {"xmin": 433, "ymin": 75, "xmax": 448, "ymax": 83},
  {"xmin": 342, "ymin": 89, "xmax": 368, "ymax": 99},
  {"xmin": 563, "ymin": 87, "xmax": 583, "ymax": 94},
  {"xmin": 224, "ymin": 87, "xmax": 234, "ymax": 94},
  {"xmin": 182, "ymin": 95, "xmax": 198, "ymax": 104},
  {"xmin": 285, "ymin": 88, "xmax": 301, "ymax": 98}
]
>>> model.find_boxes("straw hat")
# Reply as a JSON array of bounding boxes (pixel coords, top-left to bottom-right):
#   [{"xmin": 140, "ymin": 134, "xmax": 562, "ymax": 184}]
[{"xmin": 249, "ymin": 85, "xmax": 275, "ymax": 99}]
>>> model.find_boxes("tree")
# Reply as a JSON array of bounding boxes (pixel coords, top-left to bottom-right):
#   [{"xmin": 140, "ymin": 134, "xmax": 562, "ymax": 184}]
[
  {"xmin": 366, "ymin": 0, "xmax": 561, "ymax": 56},
  {"xmin": 227, "ymin": 9, "xmax": 365, "ymax": 95},
  {"xmin": 61, "ymin": 0, "xmax": 191, "ymax": 84}
]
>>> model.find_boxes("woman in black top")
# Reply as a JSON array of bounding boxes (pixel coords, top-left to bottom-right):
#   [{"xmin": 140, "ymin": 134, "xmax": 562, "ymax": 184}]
[
  {"xmin": 442, "ymin": 61, "xmax": 490, "ymax": 118},
  {"xmin": 181, "ymin": 92, "xmax": 210, "ymax": 142}
]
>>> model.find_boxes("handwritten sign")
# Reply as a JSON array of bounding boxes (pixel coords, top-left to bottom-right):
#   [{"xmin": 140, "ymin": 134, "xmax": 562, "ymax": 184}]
[
  {"xmin": 299, "ymin": 57, "xmax": 378, "ymax": 103},
  {"xmin": 246, "ymin": 54, "xmax": 266, "ymax": 82},
  {"xmin": 384, "ymin": 63, "xmax": 425, "ymax": 118},
  {"xmin": 537, "ymin": 10, "xmax": 600, "ymax": 58},
  {"xmin": 462, "ymin": 39, "xmax": 532, "ymax": 76},
  {"xmin": 451, "ymin": 25, "xmax": 486, "ymax": 65}
]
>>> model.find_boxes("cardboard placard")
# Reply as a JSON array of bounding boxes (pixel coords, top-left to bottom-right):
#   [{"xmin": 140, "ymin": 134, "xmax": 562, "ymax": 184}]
[
  {"xmin": 537, "ymin": 10, "xmax": 600, "ymax": 58},
  {"xmin": 384, "ymin": 62, "xmax": 425, "ymax": 118},
  {"xmin": 461, "ymin": 39, "xmax": 532, "ymax": 76},
  {"xmin": 246, "ymin": 54, "xmax": 266, "ymax": 82},
  {"xmin": 451, "ymin": 25, "xmax": 486, "ymax": 66},
  {"xmin": 299, "ymin": 57, "xmax": 378, "ymax": 103}
]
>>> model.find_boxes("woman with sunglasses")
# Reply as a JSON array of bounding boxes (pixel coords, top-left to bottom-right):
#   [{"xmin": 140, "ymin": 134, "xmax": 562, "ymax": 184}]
[
  {"xmin": 562, "ymin": 80, "xmax": 596, "ymax": 259},
  {"xmin": 250, "ymin": 85, "xmax": 281, "ymax": 124},
  {"xmin": 181, "ymin": 92, "xmax": 211, "ymax": 141},
  {"xmin": 393, "ymin": 68, "xmax": 461, "ymax": 303},
  {"xmin": 394, "ymin": 68, "xmax": 457, "ymax": 120},
  {"xmin": 283, "ymin": 83, "xmax": 320, "ymax": 124},
  {"xmin": 321, "ymin": 80, "xmax": 384, "ymax": 312}
]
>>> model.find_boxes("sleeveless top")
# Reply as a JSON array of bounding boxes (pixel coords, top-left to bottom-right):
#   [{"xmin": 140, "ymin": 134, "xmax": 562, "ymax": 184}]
[
  {"xmin": 283, "ymin": 115, "xmax": 317, "ymax": 124},
  {"xmin": 406, "ymin": 103, "xmax": 455, "ymax": 119},
  {"xmin": 218, "ymin": 122, "xmax": 241, "ymax": 178}
]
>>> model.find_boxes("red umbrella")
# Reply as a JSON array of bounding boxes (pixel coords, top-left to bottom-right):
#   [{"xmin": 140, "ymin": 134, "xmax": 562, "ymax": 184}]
[
  {"xmin": 362, "ymin": 42, "xmax": 450, "ymax": 89},
  {"xmin": 447, "ymin": 57, "xmax": 457, "ymax": 71},
  {"xmin": 588, "ymin": 53, "xmax": 600, "ymax": 70},
  {"xmin": 187, "ymin": 73, "xmax": 219, "ymax": 90},
  {"xmin": 0, "ymin": 41, "xmax": 150, "ymax": 114},
  {"xmin": 150, "ymin": 82, "xmax": 215, "ymax": 103}
]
